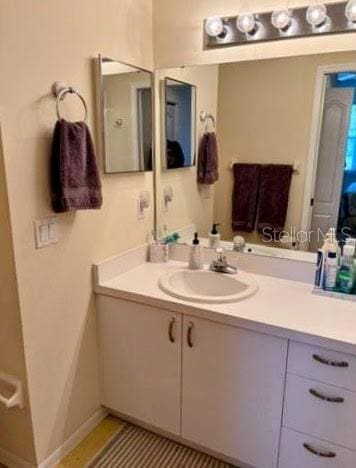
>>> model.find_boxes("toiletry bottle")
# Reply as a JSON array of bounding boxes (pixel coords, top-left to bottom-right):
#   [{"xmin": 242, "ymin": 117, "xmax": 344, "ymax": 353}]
[
  {"xmin": 327, "ymin": 227, "xmax": 341, "ymax": 262},
  {"xmin": 315, "ymin": 232, "xmax": 337, "ymax": 288},
  {"xmin": 337, "ymin": 244, "xmax": 354, "ymax": 294},
  {"xmin": 189, "ymin": 233, "xmax": 203, "ymax": 270},
  {"xmin": 314, "ymin": 248, "xmax": 324, "ymax": 288},
  {"xmin": 323, "ymin": 251, "xmax": 338, "ymax": 291},
  {"xmin": 351, "ymin": 239, "xmax": 356, "ymax": 294},
  {"xmin": 345, "ymin": 237, "xmax": 356, "ymax": 288},
  {"xmin": 209, "ymin": 224, "xmax": 221, "ymax": 249}
]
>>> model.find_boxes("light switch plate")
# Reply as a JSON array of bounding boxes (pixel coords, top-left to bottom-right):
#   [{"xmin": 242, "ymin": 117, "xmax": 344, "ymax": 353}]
[{"xmin": 34, "ymin": 217, "xmax": 58, "ymax": 248}]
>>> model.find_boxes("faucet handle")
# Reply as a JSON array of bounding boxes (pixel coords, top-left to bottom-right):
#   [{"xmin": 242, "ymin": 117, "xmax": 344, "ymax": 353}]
[
  {"xmin": 216, "ymin": 247, "xmax": 225, "ymax": 262},
  {"xmin": 210, "ymin": 247, "xmax": 237, "ymax": 274}
]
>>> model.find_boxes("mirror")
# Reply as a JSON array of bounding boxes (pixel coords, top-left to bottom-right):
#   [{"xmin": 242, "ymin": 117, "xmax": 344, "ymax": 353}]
[
  {"xmin": 163, "ymin": 78, "xmax": 196, "ymax": 169},
  {"xmin": 97, "ymin": 56, "xmax": 153, "ymax": 173},
  {"xmin": 155, "ymin": 52, "xmax": 356, "ymax": 263}
]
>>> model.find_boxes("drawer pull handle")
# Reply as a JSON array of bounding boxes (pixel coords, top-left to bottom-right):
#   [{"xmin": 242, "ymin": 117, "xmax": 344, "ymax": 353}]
[
  {"xmin": 168, "ymin": 317, "xmax": 176, "ymax": 343},
  {"xmin": 309, "ymin": 388, "xmax": 344, "ymax": 403},
  {"xmin": 187, "ymin": 322, "xmax": 194, "ymax": 348},
  {"xmin": 303, "ymin": 443, "xmax": 336, "ymax": 458},
  {"xmin": 313, "ymin": 354, "xmax": 349, "ymax": 368}
]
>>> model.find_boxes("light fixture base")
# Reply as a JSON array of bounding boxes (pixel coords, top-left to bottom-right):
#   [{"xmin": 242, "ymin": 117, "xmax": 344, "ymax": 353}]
[{"xmin": 204, "ymin": 1, "xmax": 354, "ymax": 49}]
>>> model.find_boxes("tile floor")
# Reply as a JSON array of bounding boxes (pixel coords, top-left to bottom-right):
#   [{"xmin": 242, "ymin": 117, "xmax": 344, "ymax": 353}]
[{"xmin": 58, "ymin": 416, "xmax": 123, "ymax": 467}]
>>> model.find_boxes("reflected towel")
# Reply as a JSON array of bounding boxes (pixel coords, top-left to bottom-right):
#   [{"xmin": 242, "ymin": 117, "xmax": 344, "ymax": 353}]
[
  {"xmin": 197, "ymin": 132, "xmax": 219, "ymax": 184},
  {"xmin": 257, "ymin": 164, "xmax": 293, "ymax": 236},
  {"xmin": 232, "ymin": 163, "xmax": 261, "ymax": 233},
  {"xmin": 50, "ymin": 119, "xmax": 102, "ymax": 212}
]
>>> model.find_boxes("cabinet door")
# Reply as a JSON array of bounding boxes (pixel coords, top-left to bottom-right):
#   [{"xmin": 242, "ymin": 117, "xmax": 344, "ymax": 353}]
[
  {"xmin": 97, "ymin": 296, "xmax": 182, "ymax": 435},
  {"xmin": 181, "ymin": 315, "xmax": 287, "ymax": 468}
]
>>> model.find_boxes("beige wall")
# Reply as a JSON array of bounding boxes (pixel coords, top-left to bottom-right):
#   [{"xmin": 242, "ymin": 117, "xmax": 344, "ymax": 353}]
[
  {"xmin": 214, "ymin": 51, "xmax": 356, "ymax": 243},
  {"xmin": 0, "ymin": 0, "xmax": 153, "ymax": 464},
  {"xmin": 155, "ymin": 66, "xmax": 219, "ymax": 238},
  {"xmin": 0, "ymin": 127, "xmax": 36, "ymax": 464},
  {"xmin": 153, "ymin": 0, "xmax": 356, "ymax": 68}
]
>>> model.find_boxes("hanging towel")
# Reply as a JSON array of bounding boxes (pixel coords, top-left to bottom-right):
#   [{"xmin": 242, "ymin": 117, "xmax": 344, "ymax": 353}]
[
  {"xmin": 50, "ymin": 119, "xmax": 102, "ymax": 213},
  {"xmin": 257, "ymin": 164, "xmax": 293, "ymax": 236},
  {"xmin": 197, "ymin": 132, "xmax": 219, "ymax": 184},
  {"xmin": 232, "ymin": 163, "xmax": 261, "ymax": 233}
]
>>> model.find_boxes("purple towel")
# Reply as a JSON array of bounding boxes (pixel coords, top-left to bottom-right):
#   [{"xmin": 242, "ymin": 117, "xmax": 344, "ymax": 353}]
[
  {"xmin": 257, "ymin": 164, "xmax": 293, "ymax": 235},
  {"xmin": 50, "ymin": 119, "xmax": 102, "ymax": 213},
  {"xmin": 197, "ymin": 132, "xmax": 219, "ymax": 184},
  {"xmin": 232, "ymin": 163, "xmax": 261, "ymax": 232}
]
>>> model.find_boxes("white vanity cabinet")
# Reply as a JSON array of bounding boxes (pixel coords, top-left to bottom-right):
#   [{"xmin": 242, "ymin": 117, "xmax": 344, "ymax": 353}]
[
  {"xmin": 97, "ymin": 296, "xmax": 288, "ymax": 468},
  {"xmin": 280, "ymin": 341, "xmax": 356, "ymax": 468},
  {"xmin": 96, "ymin": 296, "xmax": 182, "ymax": 435},
  {"xmin": 181, "ymin": 315, "xmax": 288, "ymax": 468}
]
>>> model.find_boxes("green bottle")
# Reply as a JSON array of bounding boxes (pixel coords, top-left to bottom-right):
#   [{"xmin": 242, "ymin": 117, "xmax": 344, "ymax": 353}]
[{"xmin": 337, "ymin": 245, "xmax": 354, "ymax": 294}]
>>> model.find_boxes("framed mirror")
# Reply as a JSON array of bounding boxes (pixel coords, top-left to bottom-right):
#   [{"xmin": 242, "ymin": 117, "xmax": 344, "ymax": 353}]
[
  {"xmin": 154, "ymin": 52, "xmax": 356, "ymax": 263},
  {"xmin": 96, "ymin": 55, "xmax": 153, "ymax": 174},
  {"xmin": 162, "ymin": 78, "xmax": 196, "ymax": 169}
]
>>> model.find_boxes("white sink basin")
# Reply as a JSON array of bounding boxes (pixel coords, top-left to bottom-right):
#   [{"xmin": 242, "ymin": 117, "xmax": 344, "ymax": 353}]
[{"xmin": 159, "ymin": 269, "xmax": 258, "ymax": 304}]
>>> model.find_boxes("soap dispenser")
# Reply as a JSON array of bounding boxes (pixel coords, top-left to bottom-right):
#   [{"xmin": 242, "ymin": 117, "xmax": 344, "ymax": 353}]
[
  {"xmin": 189, "ymin": 233, "xmax": 203, "ymax": 270},
  {"xmin": 209, "ymin": 224, "xmax": 221, "ymax": 249}
]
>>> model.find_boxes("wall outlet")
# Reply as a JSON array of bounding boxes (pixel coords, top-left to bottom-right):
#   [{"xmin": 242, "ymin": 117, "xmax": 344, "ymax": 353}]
[{"xmin": 34, "ymin": 217, "xmax": 58, "ymax": 248}]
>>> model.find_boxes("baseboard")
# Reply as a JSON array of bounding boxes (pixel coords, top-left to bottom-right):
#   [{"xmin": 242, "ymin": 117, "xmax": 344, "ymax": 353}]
[
  {"xmin": 0, "ymin": 447, "xmax": 35, "ymax": 468},
  {"xmin": 38, "ymin": 407, "xmax": 108, "ymax": 468}
]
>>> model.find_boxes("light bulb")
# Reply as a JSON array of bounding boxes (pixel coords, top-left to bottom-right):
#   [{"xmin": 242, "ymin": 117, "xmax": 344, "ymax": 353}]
[
  {"xmin": 271, "ymin": 9, "xmax": 292, "ymax": 30},
  {"xmin": 205, "ymin": 16, "xmax": 224, "ymax": 37},
  {"xmin": 236, "ymin": 13, "xmax": 257, "ymax": 34},
  {"xmin": 306, "ymin": 4, "xmax": 327, "ymax": 26},
  {"xmin": 346, "ymin": 0, "xmax": 356, "ymax": 22}
]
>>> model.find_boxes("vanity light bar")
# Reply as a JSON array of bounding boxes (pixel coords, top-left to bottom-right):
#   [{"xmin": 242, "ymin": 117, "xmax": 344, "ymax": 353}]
[{"xmin": 204, "ymin": 1, "xmax": 356, "ymax": 49}]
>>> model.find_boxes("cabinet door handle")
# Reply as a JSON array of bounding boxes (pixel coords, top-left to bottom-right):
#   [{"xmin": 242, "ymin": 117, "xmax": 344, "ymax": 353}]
[
  {"xmin": 187, "ymin": 322, "xmax": 194, "ymax": 348},
  {"xmin": 168, "ymin": 317, "xmax": 176, "ymax": 343},
  {"xmin": 303, "ymin": 443, "xmax": 336, "ymax": 458},
  {"xmin": 309, "ymin": 388, "xmax": 344, "ymax": 403},
  {"xmin": 313, "ymin": 354, "xmax": 349, "ymax": 368}
]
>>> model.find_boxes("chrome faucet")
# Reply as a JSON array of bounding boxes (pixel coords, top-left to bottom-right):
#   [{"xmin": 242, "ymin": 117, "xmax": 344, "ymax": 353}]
[{"xmin": 210, "ymin": 248, "xmax": 237, "ymax": 274}]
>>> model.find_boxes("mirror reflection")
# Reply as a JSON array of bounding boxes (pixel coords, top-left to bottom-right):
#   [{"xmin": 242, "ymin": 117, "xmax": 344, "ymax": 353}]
[
  {"xmin": 163, "ymin": 78, "xmax": 196, "ymax": 169},
  {"xmin": 155, "ymin": 52, "xmax": 356, "ymax": 262},
  {"xmin": 97, "ymin": 56, "xmax": 153, "ymax": 173}
]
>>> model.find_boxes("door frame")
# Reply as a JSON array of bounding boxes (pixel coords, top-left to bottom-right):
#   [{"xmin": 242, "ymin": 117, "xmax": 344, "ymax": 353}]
[
  {"xmin": 131, "ymin": 81, "xmax": 151, "ymax": 170},
  {"xmin": 300, "ymin": 62, "xmax": 356, "ymax": 250}
]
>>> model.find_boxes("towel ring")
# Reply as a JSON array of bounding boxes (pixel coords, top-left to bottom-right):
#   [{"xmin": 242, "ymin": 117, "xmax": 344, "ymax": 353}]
[
  {"xmin": 52, "ymin": 82, "xmax": 88, "ymax": 122},
  {"xmin": 200, "ymin": 110, "xmax": 215, "ymax": 131}
]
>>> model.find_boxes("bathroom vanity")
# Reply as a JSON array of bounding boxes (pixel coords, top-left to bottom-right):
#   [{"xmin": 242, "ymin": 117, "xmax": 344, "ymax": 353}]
[{"xmin": 94, "ymin": 246, "xmax": 356, "ymax": 468}]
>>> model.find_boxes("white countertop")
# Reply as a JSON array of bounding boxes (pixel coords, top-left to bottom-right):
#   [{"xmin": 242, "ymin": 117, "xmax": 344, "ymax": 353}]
[{"xmin": 95, "ymin": 259, "xmax": 356, "ymax": 354}]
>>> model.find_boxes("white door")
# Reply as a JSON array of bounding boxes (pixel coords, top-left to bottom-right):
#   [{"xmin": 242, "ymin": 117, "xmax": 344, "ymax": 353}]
[
  {"xmin": 309, "ymin": 88, "xmax": 353, "ymax": 251},
  {"xmin": 97, "ymin": 296, "xmax": 182, "ymax": 435},
  {"xmin": 181, "ymin": 316, "xmax": 288, "ymax": 468}
]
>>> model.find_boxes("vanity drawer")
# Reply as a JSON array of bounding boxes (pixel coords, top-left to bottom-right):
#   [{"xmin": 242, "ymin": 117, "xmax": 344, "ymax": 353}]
[
  {"xmin": 288, "ymin": 341, "xmax": 356, "ymax": 391},
  {"xmin": 284, "ymin": 373, "xmax": 356, "ymax": 449},
  {"xmin": 279, "ymin": 427, "xmax": 356, "ymax": 468}
]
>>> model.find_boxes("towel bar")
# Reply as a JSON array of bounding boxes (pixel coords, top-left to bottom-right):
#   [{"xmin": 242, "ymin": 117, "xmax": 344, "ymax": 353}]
[
  {"xmin": 229, "ymin": 158, "xmax": 300, "ymax": 173},
  {"xmin": 0, "ymin": 371, "xmax": 24, "ymax": 409}
]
